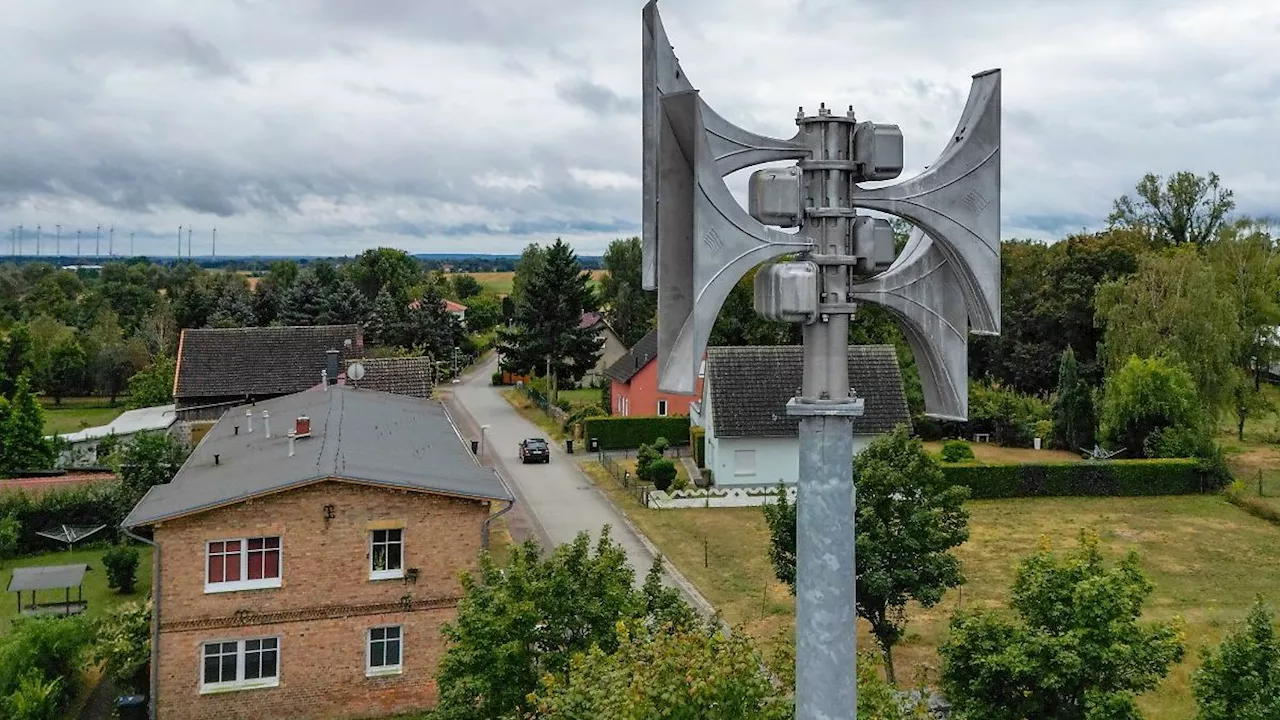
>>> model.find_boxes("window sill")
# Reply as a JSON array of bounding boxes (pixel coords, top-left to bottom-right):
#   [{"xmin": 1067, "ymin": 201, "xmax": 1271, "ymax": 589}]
[
  {"xmin": 200, "ymin": 678, "xmax": 280, "ymax": 694},
  {"xmin": 369, "ymin": 570, "xmax": 404, "ymax": 582},
  {"xmin": 204, "ymin": 578, "xmax": 282, "ymax": 594},
  {"xmin": 366, "ymin": 666, "xmax": 403, "ymax": 678}
]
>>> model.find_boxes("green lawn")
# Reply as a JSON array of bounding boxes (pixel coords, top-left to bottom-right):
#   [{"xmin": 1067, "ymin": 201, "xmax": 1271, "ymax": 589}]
[
  {"xmin": 2, "ymin": 545, "xmax": 153, "ymax": 635},
  {"xmin": 557, "ymin": 388, "xmax": 601, "ymax": 410},
  {"xmin": 500, "ymin": 389, "xmax": 566, "ymax": 441},
  {"xmin": 581, "ymin": 461, "xmax": 1280, "ymax": 720},
  {"xmin": 40, "ymin": 396, "xmax": 124, "ymax": 436}
]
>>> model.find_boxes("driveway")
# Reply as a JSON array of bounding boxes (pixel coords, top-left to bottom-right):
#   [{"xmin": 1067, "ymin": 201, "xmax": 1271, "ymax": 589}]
[{"xmin": 442, "ymin": 355, "xmax": 711, "ymax": 613}]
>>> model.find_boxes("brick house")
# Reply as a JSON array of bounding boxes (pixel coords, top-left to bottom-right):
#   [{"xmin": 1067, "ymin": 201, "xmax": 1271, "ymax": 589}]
[
  {"xmin": 604, "ymin": 329, "xmax": 701, "ymax": 417},
  {"xmin": 173, "ymin": 325, "xmax": 365, "ymax": 421},
  {"xmin": 123, "ymin": 385, "xmax": 513, "ymax": 720}
]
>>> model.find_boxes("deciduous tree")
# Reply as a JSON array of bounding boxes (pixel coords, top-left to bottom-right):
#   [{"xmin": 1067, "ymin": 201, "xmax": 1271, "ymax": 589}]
[
  {"xmin": 763, "ymin": 426, "xmax": 969, "ymax": 683},
  {"xmin": 126, "ymin": 355, "xmax": 175, "ymax": 408},
  {"xmin": 0, "ymin": 376, "xmax": 55, "ymax": 473},
  {"xmin": 1193, "ymin": 599, "xmax": 1280, "ymax": 720},
  {"xmin": 1099, "ymin": 355, "xmax": 1209, "ymax": 458},
  {"xmin": 1051, "ymin": 347, "xmax": 1095, "ymax": 451},
  {"xmin": 598, "ymin": 237, "xmax": 656, "ymax": 346},
  {"xmin": 940, "ymin": 531, "xmax": 1185, "ymax": 720},
  {"xmin": 435, "ymin": 528, "xmax": 692, "ymax": 720},
  {"xmin": 1108, "ymin": 170, "xmax": 1235, "ymax": 247}
]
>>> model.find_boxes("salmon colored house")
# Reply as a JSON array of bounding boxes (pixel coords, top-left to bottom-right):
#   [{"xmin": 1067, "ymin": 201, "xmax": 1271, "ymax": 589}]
[{"xmin": 604, "ymin": 330, "xmax": 701, "ymax": 417}]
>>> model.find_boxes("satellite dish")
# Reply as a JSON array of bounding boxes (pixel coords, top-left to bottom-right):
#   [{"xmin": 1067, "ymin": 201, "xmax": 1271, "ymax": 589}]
[{"xmin": 347, "ymin": 362, "xmax": 366, "ymax": 383}]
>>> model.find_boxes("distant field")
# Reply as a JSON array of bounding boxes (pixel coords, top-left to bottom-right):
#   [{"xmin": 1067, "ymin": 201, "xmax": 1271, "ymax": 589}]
[{"xmin": 448, "ymin": 270, "xmax": 607, "ymax": 298}]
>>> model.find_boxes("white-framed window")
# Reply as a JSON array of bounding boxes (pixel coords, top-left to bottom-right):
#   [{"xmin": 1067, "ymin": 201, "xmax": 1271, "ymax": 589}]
[
  {"xmin": 657, "ymin": 399, "xmax": 668, "ymax": 417},
  {"xmin": 366, "ymin": 625, "xmax": 403, "ymax": 676},
  {"xmin": 734, "ymin": 449, "xmax": 757, "ymax": 476},
  {"xmin": 205, "ymin": 537, "xmax": 281, "ymax": 593},
  {"xmin": 201, "ymin": 637, "xmax": 280, "ymax": 693},
  {"xmin": 370, "ymin": 528, "xmax": 404, "ymax": 580}
]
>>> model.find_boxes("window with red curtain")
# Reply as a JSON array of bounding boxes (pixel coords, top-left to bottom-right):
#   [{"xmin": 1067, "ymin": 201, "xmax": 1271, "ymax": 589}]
[{"xmin": 206, "ymin": 537, "xmax": 280, "ymax": 589}]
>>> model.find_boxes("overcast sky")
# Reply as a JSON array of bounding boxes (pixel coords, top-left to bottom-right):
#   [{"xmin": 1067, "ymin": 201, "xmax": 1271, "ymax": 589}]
[{"xmin": 1, "ymin": 0, "xmax": 1276, "ymax": 258}]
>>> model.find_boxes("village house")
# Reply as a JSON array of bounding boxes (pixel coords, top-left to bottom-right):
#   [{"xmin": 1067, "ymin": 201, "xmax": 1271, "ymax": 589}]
[
  {"xmin": 692, "ymin": 345, "xmax": 911, "ymax": 487},
  {"xmin": 579, "ymin": 312, "xmax": 627, "ymax": 386},
  {"xmin": 605, "ymin": 329, "xmax": 701, "ymax": 417},
  {"xmin": 173, "ymin": 325, "xmax": 365, "ymax": 421},
  {"xmin": 123, "ymin": 384, "xmax": 513, "ymax": 720}
]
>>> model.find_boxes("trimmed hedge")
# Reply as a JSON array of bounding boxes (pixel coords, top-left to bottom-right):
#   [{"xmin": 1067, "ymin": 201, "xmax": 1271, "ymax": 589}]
[
  {"xmin": 691, "ymin": 426, "xmax": 706, "ymax": 468},
  {"xmin": 941, "ymin": 459, "xmax": 1226, "ymax": 499},
  {"xmin": 582, "ymin": 416, "xmax": 690, "ymax": 450},
  {"xmin": 0, "ymin": 480, "xmax": 125, "ymax": 555}
]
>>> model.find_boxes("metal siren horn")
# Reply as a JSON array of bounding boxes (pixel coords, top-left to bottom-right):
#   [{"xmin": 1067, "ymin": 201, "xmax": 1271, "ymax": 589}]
[
  {"xmin": 643, "ymin": 1, "xmax": 812, "ymax": 394},
  {"xmin": 850, "ymin": 228, "xmax": 970, "ymax": 420},
  {"xmin": 851, "ymin": 69, "xmax": 1002, "ymax": 334}
]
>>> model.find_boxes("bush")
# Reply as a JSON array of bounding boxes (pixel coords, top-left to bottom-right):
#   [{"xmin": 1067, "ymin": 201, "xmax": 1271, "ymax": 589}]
[
  {"xmin": 940, "ymin": 440, "xmax": 975, "ymax": 463},
  {"xmin": 691, "ymin": 427, "xmax": 706, "ymax": 467},
  {"xmin": 1034, "ymin": 419, "xmax": 1053, "ymax": 442},
  {"xmin": 0, "ymin": 513, "xmax": 19, "ymax": 567},
  {"xmin": 581, "ymin": 417, "xmax": 690, "ymax": 450},
  {"xmin": 491, "ymin": 371, "xmax": 504, "ymax": 386},
  {"xmin": 92, "ymin": 600, "xmax": 152, "ymax": 693},
  {"xmin": 649, "ymin": 460, "xmax": 677, "ymax": 492},
  {"xmin": 941, "ymin": 458, "xmax": 1227, "ymax": 499},
  {"xmin": 0, "ymin": 615, "xmax": 93, "ymax": 714},
  {"xmin": 651, "ymin": 436, "xmax": 670, "ymax": 455},
  {"xmin": 635, "ymin": 443, "xmax": 660, "ymax": 482},
  {"xmin": 102, "ymin": 545, "xmax": 140, "ymax": 594}
]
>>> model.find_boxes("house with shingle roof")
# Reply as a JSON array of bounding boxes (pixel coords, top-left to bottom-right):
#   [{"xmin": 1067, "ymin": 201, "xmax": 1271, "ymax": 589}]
[
  {"xmin": 318, "ymin": 356, "xmax": 436, "ymax": 398},
  {"xmin": 693, "ymin": 345, "xmax": 911, "ymax": 487},
  {"xmin": 124, "ymin": 385, "xmax": 513, "ymax": 720},
  {"xmin": 604, "ymin": 329, "xmax": 701, "ymax": 417},
  {"xmin": 580, "ymin": 312, "xmax": 627, "ymax": 385},
  {"xmin": 173, "ymin": 325, "xmax": 364, "ymax": 420}
]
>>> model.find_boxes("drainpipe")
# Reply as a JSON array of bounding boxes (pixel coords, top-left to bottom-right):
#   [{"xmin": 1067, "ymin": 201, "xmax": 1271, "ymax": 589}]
[
  {"xmin": 123, "ymin": 526, "xmax": 159, "ymax": 720},
  {"xmin": 480, "ymin": 472, "xmax": 515, "ymax": 552}
]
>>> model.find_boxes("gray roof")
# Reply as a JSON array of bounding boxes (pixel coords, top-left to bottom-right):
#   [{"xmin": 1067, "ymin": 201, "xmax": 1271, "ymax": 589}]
[
  {"xmin": 605, "ymin": 329, "xmax": 658, "ymax": 383},
  {"xmin": 706, "ymin": 345, "xmax": 911, "ymax": 438},
  {"xmin": 175, "ymin": 325, "xmax": 364, "ymax": 399},
  {"xmin": 55, "ymin": 404, "xmax": 176, "ymax": 443},
  {"xmin": 124, "ymin": 386, "xmax": 511, "ymax": 527},
  {"xmin": 8, "ymin": 564, "xmax": 90, "ymax": 592}
]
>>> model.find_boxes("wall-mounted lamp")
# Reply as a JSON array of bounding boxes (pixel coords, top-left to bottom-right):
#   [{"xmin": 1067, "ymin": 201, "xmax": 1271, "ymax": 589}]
[{"xmin": 323, "ymin": 504, "xmax": 335, "ymax": 520}]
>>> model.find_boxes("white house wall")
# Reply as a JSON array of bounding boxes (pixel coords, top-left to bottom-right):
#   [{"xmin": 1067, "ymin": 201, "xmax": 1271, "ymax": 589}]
[{"xmin": 709, "ymin": 435, "xmax": 876, "ymax": 488}]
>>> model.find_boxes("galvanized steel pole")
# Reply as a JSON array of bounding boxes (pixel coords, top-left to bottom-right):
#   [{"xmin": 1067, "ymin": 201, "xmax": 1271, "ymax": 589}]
[{"xmin": 788, "ymin": 102, "xmax": 865, "ymax": 720}]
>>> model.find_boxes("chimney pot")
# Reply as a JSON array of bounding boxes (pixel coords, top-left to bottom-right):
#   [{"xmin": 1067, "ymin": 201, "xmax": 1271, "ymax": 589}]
[
  {"xmin": 295, "ymin": 416, "xmax": 311, "ymax": 437},
  {"xmin": 214, "ymin": 454, "xmax": 220, "ymax": 465},
  {"xmin": 326, "ymin": 349, "xmax": 340, "ymax": 385},
  {"xmin": 234, "ymin": 425, "xmax": 239, "ymax": 435},
  {"xmin": 263, "ymin": 410, "xmax": 271, "ymax": 438},
  {"xmin": 246, "ymin": 408, "xmax": 253, "ymax": 433},
  {"xmin": 321, "ymin": 368, "xmax": 328, "ymax": 390},
  {"xmin": 287, "ymin": 430, "xmax": 296, "ymax": 457}
]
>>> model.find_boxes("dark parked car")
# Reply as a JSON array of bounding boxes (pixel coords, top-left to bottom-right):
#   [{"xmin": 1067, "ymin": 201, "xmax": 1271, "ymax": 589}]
[{"xmin": 519, "ymin": 438, "xmax": 550, "ymax": 464}]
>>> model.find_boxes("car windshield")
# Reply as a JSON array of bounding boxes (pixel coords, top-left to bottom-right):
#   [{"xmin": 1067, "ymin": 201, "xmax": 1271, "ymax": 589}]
[{"xmin": 526, "ymin": 439, "xmax": 547, "ymax": 447}]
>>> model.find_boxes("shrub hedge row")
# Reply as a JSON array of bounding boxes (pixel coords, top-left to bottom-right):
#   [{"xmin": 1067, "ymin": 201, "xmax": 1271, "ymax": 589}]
[
  {"xmin": 0, "ymin": 481, "xmax": 125, "ymax": 555},
  {"xmin": 582, "ymin": 416, "xmax": 691, "ymax": 450},
  {"xmin": 940, "ymin": 458, "xmax": 1227, "ymax": 499},
  {"xmin": 691, "ymin": 426, "xmax": 706, "ymax": 468}
]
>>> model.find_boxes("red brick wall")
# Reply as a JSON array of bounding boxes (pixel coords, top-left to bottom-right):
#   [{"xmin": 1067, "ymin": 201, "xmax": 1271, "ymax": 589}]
[{"xmin": 153, "ymin": 480, "xmax": 490, "ymax": 719}]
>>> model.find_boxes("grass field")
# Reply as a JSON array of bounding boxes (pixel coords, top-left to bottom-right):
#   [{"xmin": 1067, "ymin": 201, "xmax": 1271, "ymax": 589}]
[
  {"xmin": 921, "ymin": 440, "xmax": 1079, "ymax": 464},
  {"xmin": 501, "ymin": 389, "xmax": 565, "ymax": 441},
  {"xmin": 448, "ymin": 270, "xmax": 607, "ymax": 298},
  {"xmin": 557, "ymin": 388, "xmax": 601, "ymax": 411},
  {"xmin": 41, "ymin": 397, "xmax": 124, "ymax": 436},
  {"xmin": 582, "ymin": 461, "xmax": 1280, "ymax": 720},
  {"xmin": 1, "ymin": 545, "xmax": 153, "ymax": 635}
]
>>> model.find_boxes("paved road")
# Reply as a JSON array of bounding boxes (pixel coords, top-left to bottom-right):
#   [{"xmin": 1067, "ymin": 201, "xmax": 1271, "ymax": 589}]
[{"xmin": 443, "ymin": 356, "xmax": 710, "ymax": 611}]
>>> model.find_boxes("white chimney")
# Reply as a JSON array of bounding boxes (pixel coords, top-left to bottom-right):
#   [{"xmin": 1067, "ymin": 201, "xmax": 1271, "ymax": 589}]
[
  {"xmin": 287, "ymin": 429, "xmax": 296, "ymax": 457},
  {"xmin": 246, "ymin": 408, "xmax": 253, "ymax": 433},
  {"xmin": 263, "ymin": 410, "xmax": 271, "ymax": 438}
]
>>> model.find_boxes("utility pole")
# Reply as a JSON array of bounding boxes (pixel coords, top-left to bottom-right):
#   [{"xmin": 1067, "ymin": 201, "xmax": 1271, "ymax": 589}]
[{"xmin": 55, "ymin": 224, "xmax": 60, "ymax": 258}]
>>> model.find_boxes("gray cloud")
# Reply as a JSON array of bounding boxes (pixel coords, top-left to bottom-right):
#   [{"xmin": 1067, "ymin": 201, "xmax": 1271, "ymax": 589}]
[{"xmin": 0, "ymin": 0, "xmax": 1275, "ymax": 257}]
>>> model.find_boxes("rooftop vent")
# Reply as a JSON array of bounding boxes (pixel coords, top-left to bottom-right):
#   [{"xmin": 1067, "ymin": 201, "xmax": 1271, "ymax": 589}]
[{"xmin": 295, "ymin": 416, "xmax": 311, "ymax": 438}]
